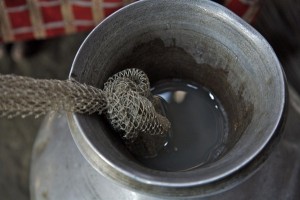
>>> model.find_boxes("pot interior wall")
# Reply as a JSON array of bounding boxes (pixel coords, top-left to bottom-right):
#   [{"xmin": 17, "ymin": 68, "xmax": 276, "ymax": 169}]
[{"xmin": 72, "ymin": 27, "xmax": 257, "ymax": 167}]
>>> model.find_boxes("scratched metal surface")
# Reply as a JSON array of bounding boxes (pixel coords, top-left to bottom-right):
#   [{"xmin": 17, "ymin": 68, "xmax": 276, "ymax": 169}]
[
  {"xmin": 204, "ymin": 96, "xmax": 300, "ymax": 200},
  {"xmin": 30, "ymin": 58, "xmax": 300, "ymax": 200},
  {"xmin": 29, "ymin": 94, "xmax": 300, "ymax": 200}
]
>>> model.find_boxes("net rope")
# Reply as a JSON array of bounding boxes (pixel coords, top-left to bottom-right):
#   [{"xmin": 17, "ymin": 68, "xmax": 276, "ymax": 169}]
[{"xmin": 0, "ymin": 68, "xmax": 171, "ymax": 156}]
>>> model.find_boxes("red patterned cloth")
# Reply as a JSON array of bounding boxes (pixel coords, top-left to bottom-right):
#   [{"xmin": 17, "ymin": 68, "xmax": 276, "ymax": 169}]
[
  {"xmin": 224, "ymin": 0, "xmax": 260, "ymax": 23},
  {"xmin": 0, "ymin": 0, "xmax": 260, "ymax": 44},
  {"xmin": 0, "ymin": 0, "xmax": 133, "ymax": 43}
]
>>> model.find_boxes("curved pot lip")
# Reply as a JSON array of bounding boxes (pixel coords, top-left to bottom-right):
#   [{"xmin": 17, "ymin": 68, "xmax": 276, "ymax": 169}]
[{"xmin": 68, "ymin": 0, "xmax": 287, "ymax": 196}]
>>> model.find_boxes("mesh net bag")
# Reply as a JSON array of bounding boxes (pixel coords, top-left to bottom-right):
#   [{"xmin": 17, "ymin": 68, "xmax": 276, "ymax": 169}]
[
  {"xmin": 103, "ymin": 69, "xmax": 170, "ymax": 157},
  {"xmin": 0, "ymin": 68, "xmax": 170, "ymax": 157}
]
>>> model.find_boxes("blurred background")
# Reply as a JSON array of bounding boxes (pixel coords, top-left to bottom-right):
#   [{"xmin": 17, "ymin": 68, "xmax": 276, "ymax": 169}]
[{"xmin": 0, "ymin": 0, "xmax": 300, "ymax": 199}]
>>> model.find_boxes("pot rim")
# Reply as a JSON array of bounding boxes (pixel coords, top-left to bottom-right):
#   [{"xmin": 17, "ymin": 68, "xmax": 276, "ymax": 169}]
[{"xmin": 68, "ymin": 0, "xmax": 287, "ymax": 197}]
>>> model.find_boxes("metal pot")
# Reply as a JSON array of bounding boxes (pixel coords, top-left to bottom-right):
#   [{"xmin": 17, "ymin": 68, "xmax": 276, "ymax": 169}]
[{"xmin": 30, "ymin": 0, "xmax": 287, "ymax": 199}]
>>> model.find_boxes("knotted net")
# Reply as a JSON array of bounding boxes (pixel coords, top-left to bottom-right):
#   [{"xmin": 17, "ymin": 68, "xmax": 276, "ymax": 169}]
[{"xmin": 0, "ymin": 68, "xmax": 171, "ymax": 157}]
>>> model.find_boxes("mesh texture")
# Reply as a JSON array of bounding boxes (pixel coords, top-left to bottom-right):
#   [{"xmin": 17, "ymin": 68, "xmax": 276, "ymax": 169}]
[{"xmin": 0, "ymin": 68, "xmax": 171, "ymax": 156}]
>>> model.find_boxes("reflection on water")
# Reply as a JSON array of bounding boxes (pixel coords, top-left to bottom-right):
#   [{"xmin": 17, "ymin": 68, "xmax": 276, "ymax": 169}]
[{"xmin": 137, "ymin": 79, "xmax": 229, "ymax": 171}]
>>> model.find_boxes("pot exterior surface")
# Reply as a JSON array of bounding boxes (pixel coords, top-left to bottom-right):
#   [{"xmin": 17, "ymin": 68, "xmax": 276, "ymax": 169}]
[
  {"xmin": 30, "ymin": 113, "xmax": 158, "ymax": 200},
  {"xmin": 30, "ymin": 103, "xmax": 300, "ymax": 200}
]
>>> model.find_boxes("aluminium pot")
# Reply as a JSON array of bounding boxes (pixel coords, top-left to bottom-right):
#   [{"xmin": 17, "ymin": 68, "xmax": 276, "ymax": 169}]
[{"xmin": 30, "ymin": 0, "xmax": 287, "ymax": 199}]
